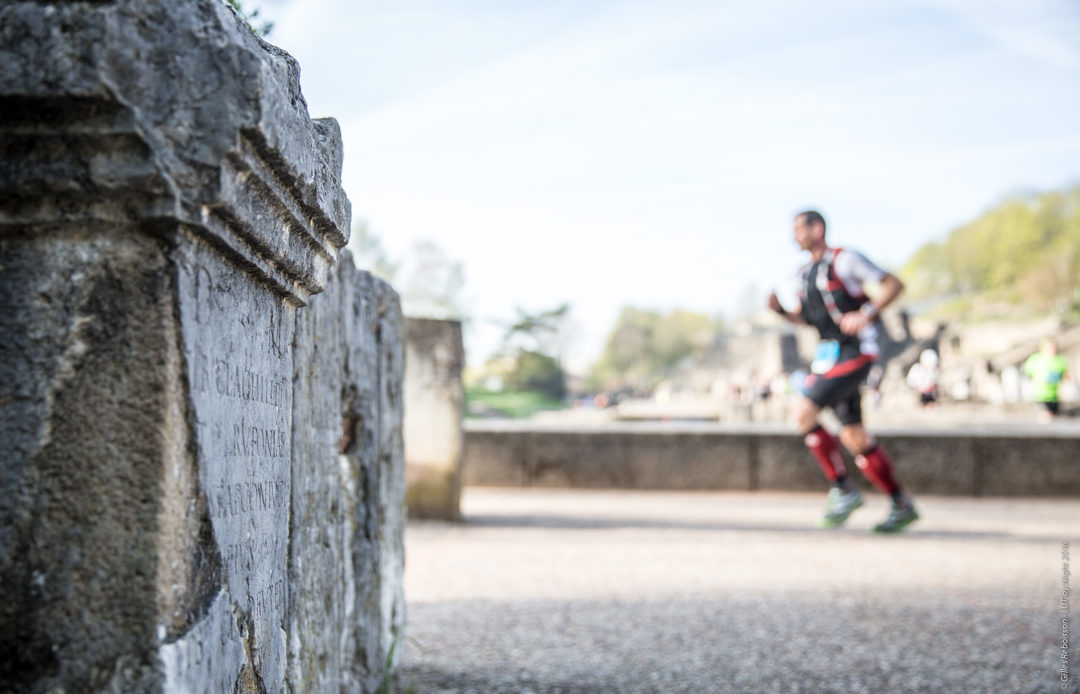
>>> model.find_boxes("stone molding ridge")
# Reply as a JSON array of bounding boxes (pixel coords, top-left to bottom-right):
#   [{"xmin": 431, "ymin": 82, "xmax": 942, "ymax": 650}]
[
  {"xmin": 0, "ymin": 0, "xmax": 351, "ymax": 304},
  {"xmin": 186, "ymin": 127, "xmax": 345, "ymax": 305}
]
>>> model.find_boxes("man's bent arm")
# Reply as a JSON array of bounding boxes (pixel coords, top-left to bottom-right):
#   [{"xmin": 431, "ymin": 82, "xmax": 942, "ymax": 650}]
[
  {"xmin": 838, "ymin": 273, "xmax": 904, "ymax": 335},
  {"xmin": 767, "ymin": 292, "xmax": 806, "ymax": 325},
  {"xmin": 870, "ymin": 273, "xmax": 904, "ymax": 314}
]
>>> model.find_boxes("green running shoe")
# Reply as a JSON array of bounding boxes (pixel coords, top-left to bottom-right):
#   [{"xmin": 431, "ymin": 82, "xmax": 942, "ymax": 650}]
[
  {"xmin": 872, "ymin": 504, "xmax": 919, "ymax": 533},
  {"xmin": 817, "ymin": 487, "xmax": 864, "ymax": 528}
]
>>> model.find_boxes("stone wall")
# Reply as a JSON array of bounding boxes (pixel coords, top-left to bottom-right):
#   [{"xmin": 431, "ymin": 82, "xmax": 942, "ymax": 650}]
[
  {"xmin": 290, "ymin": 255, "xmax": 405, "ymax": 693},
  {"xmin": 465, "ymin": 421, "xmax": 1080, "ymax": 497},
  {"xmin": 403, "ymin": 318, "xmax": 465, "ymax": 520},
  {"xmin": 0, "ymin": 2, "xmax": 404, "ymax": 692}
]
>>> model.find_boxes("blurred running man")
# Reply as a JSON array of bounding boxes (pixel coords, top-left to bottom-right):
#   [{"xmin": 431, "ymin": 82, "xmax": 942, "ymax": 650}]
[{"xmin": 768, "ymin": 210, "xmax": 918, "ymax": 533}]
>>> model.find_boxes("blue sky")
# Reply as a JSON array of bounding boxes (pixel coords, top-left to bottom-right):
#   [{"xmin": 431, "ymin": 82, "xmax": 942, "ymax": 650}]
[{"xmin": 256, "ymin": 0, "xmax": 1080, "ymax": 370}]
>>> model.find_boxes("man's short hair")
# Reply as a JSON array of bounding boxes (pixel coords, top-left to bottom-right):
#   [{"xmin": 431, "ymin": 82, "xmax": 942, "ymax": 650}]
[{"xmin": 796, "ymin": 209, "xmax": 826, "ymax": 232}]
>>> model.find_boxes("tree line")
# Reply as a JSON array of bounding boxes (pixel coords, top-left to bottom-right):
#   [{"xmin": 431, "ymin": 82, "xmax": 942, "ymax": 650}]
[{"xmin": 900, "ymin": 184, "xmax": 1080, "ymax": 316}]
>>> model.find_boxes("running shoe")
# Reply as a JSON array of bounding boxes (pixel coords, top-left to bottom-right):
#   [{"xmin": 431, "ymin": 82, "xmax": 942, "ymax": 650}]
[
  {"xmin": 872, "ymin": 503, "xmax": 919, "ymax": 533},
  {"xmin": 817, "ymin": 487, "xmax": 864, "ymax": 528}
]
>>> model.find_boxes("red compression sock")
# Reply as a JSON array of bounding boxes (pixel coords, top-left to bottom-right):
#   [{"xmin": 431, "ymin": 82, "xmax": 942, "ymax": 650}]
[
  {"xmin": 855, "ymin": 445, "xmax": 901, "ymax": 496},
  {"xmin": 803, "ymin": 425, "xmax": 846, "ymax": 483}
]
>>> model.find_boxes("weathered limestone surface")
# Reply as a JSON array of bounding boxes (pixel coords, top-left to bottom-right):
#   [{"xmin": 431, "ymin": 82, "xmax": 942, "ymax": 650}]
[
  {"xmin": 0, "ymin": 1, "xmax": 403, "ymax": 692},
  {"xmin": 403, "ymin": 318, "xmax": 465, "ymax": 520},
  {"xmin": 1, "ymin": 231, "xmax": 194, "ymax": 693},
  {"xmin": 289, "ymin": 254, "xmax": 405, "ymax": 693}
]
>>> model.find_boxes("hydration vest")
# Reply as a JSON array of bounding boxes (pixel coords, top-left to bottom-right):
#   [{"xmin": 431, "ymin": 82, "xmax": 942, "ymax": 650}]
[{"xmin": 799, "ymin": 248, "xmax": 870, "ymax": 345}]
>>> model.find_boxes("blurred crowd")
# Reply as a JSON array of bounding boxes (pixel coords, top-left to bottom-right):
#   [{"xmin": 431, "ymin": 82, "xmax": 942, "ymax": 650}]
[{"xmin": 568, "ymin": 317, "xmax": 1078, "ymax": 426}]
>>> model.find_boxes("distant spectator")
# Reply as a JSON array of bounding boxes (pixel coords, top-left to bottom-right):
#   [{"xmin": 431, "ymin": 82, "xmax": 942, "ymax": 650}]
[
  {"xmin": 1023, "ymin": 339, "xmax": 1070, "ymax": 421},
  {"xmin": 906, "ymin": 349, "xmax": 940, "ymax": 406},
  {"xmin": 770, "ymin": 373, "xmax": 791, "ymax": 398}
]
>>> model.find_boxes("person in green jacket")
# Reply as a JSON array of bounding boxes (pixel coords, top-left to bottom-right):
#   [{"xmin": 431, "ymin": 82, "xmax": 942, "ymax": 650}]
[{"xmin": 1023, "ymin": 339, "xmax": 1070, "ymax": 420}]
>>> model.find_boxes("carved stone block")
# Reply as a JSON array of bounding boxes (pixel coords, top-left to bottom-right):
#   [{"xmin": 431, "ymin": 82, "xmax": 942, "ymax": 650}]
[{"xmin": 0, "ymin": 1, "xmax": 412, "ymax": 691}]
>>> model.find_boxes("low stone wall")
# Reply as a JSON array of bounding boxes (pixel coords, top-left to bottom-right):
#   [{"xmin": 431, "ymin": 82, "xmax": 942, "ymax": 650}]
[{"xmin": 465, "ymin": 421, "xmax": 1080, "ymax": 497}]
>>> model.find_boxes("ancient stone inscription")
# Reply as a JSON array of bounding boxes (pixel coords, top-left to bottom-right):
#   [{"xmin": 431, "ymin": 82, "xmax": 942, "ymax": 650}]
[
  {"xmin": 192, "ymin": 350, "xmax": 288, "ymax": 408},
  {"xmin": 176, "ymin": 238, "xmax": 293, "ymax": 692},
  {"xmin": 207, "ymin": 479, "xmax": 289, "ymax": 519}
]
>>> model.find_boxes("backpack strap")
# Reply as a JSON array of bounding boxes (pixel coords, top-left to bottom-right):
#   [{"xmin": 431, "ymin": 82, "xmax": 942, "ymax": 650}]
[
  {"xmin": 828, "ymin": 247, "xmax": 869, "ymax": 300},
  {"xmin": 815, "ymin": 248, "xmax": 847, "ymax": 326}
]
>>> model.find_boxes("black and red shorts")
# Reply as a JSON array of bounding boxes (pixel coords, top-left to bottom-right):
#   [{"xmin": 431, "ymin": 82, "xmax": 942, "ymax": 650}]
[{"xmin": 801, "ymin": 353, "xmax": 874, "ymax": 425}]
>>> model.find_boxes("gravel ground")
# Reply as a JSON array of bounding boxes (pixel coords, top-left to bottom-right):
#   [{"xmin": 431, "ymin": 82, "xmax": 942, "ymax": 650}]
[{"xmin": 395, "ymin": 488, "xmax": 1080, "ymax": 694}]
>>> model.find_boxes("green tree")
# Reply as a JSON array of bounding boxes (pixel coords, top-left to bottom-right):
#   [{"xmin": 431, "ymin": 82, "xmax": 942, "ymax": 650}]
[
  {"xmin": 593, "ymin": 307, "xmax": 660, "ymax": 388},
  {"xmin": 900, "ymin": 183, "xmax": 1080, "ymax": 317},
  {"xmin": 1018, "ymin": 188, "xmax": 1080, "ymax": 313},
  {"xmin": 495, "ymin": 304, "xmax": 572, "ymax": 400},
  {"xmin": 654, "ymin": 310, "xmax": 716, "ymax": 370},
  {"xmin": 900, "ymin": 241, "xmax": 951, "ymax": 298},
  {"xmin": 503, "ymin": 351, "xmax": 565, "ymax": 400},
  {"xmin": 500, "ymin": 303, "xmax": 571, "ymax": 357},
  {"xmin": 590, "ymin": 307, "xmax": 719, "ymax": 391}
]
